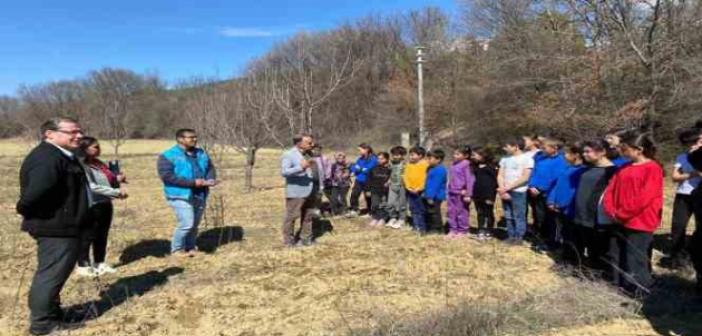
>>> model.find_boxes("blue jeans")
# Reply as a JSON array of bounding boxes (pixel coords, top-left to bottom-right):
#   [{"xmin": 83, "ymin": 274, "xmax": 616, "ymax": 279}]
[
  {"xmin": 407, "ymin": 191, "xmax": 426, "ymax": 232},
  {"xmin": 168, "ymin": 198, "xmax": 206, "ymax": 253},
  {"xmin": 503, "ymin": 191, "xmax": 527, "ymax": 239}
]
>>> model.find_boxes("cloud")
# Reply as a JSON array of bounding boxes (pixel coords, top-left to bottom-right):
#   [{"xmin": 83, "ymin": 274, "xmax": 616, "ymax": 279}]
[{"xmin": 218, "ymin": 27, "xmax": 278, "ymax": 38}]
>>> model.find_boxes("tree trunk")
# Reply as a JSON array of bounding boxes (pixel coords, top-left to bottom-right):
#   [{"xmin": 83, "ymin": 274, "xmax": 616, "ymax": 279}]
[{"xmin": 244, "ymin": 146, "xmax": 257, "ymax": 192}]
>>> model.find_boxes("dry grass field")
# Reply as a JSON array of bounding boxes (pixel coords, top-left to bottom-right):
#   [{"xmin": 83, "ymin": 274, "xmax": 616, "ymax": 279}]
[{"xmin": 0, "ymin": 139, "xmax": 701, "ymax": 335}]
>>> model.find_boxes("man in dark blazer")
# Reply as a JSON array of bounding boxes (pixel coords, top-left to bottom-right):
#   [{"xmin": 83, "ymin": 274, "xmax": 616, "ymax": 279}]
[{"xmin": 17, "ymin": 117, "xmax": 90, "ymax": 335}]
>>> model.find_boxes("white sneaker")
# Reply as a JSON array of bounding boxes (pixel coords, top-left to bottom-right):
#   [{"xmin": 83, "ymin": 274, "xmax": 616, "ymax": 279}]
[
  {"xmin": 392, "ymin": 220, "xmax": 405, "ymax": 229},
  {"xmin": 345, "ymin": 211, "xmax": 359, "ymax": 218},
  {"xmin": 377, "ymin": 220, "xmax": 386, "ymax": 227},
  {"xmin": 368, "ymin": 219, "xmax": 378, "ymax": 226},
  {"xmin": 95, "ymin": 263, "xmax": 117, "ymax": 275},
  {"xmin": 385, "ymin": 219, "xmax": 396, "ymax": 227},
  {"xmin": 76, "ymin": 266, "xmax": 98, "ymax": 278}
]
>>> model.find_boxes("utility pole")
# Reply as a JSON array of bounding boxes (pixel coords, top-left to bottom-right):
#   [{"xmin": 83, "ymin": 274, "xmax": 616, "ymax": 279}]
[{"xmin": 416, "ymin": 46, "xmax": 427, "ymax": 147}]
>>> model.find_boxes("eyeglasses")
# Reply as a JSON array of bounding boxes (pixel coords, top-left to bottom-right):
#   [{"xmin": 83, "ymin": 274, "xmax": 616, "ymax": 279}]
[{"xmin": 54, "ymin": 129, "xmax": 83, "ymax": 136}]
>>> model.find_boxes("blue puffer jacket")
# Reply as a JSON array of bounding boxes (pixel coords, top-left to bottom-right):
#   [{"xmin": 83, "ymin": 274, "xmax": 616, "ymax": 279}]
[
  {"xmin": 350, "ymin": 154, "xmax": 378, "ymax": 184},
  {"xmin": 158, "ymin": 145, "xmax": 213, "ymax": 200},
  {"xmin": 528, "ymin": 152, "xmax": 568, "ymax": 194},
  {"xmin": 546, "ymin": 164, "xmax": 586, "ymax": 219}
]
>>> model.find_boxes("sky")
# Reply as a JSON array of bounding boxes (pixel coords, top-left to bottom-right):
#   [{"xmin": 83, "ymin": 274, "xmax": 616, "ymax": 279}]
[{"xmin": 0, "ymin": 0, "xmax": 458, "ymax": 96}]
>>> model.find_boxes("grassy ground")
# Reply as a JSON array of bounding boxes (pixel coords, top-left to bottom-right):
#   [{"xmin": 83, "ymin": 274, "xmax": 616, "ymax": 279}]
[{"xmin": 0, "ymin": 139, "xmax": 699, "ymax": 335}]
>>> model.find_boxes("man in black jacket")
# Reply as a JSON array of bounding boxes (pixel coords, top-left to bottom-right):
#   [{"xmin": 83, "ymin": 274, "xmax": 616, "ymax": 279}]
[{"xmin": 17, "ymin": 117, "xmax": 90, "ymax": 335}]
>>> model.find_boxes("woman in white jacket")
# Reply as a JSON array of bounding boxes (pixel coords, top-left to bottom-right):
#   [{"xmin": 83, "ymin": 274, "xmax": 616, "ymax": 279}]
[{"xmin": 76, "ymin": 137, "xmax": 127, "ymax": 277}]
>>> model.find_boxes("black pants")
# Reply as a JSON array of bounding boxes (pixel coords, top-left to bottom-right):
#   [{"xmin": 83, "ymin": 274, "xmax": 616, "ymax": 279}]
[
  {"xmin": 474, "ymin": 199, "xmax": 495, "ymax": 232},
  {"xmin": 425, "ymin": 200, "xmax": 444, "ymax": 233},
  {"xmin": 349, "ymin": 181, "xmax": 371, "ymax": 213},
  {"xmin": 671, "ymin": 193, "xmax": 695, "ymax": 258},
  {"xmin": 370, "ymin": 191, "xmax": 388, "ymax": 220},
  {"xmin": 610, "ymin": 227, "xmax": 654, "ymax": 295},
  {"xmin": 534, "ymin": 194, "xmax": 558, "ymax": 247},
  {"xmin": 29, "ymin": 236, "xmax": 81, "ymax": 333},
  {"xmin": 527, "ymin": 193, "xmax": 538, "ymax": 231},
  {"xmin": 78, "ymin": 202, "xmax": 114, "ymax": 267},
  {"xmin": 688, "ymin": 188, "xmax": 702, "ymax": 285},
  {"xmin": 576, "ymin": 225, "xmax": 616, "ymax": 274},
  {"xmin": 330, "ymin": 186, "xmax": 349, "ymax": 215},
  {"xmin": 558, "ymin": 214, "xmax": 579, "ymax": 265}
]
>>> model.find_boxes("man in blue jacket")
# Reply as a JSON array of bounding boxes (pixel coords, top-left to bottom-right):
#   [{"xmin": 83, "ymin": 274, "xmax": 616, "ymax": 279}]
[
  {"xmin": 158, "ymin": 129, "xmax": 217, "ymax": 257},
  {"xmin": 527, "ymin": 138, "xmax": 568, "ymax": 250}
]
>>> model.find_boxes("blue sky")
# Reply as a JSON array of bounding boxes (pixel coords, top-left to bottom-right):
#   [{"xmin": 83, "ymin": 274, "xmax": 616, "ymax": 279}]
[{"xmin": 0, "ymin": 0, "xmax": 457, "ymax": 96}]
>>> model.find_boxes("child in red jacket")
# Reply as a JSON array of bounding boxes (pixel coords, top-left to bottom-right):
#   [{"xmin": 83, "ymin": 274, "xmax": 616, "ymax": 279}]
[{"xmin": 603, "ymin": 132, "xmax": 664, "ymax": 296}]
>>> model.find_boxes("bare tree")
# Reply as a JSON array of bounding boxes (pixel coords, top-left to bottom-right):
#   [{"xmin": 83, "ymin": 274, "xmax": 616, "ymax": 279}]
[
  {"xmin": 267, "ymin": 32, "xmax": 361, "ymax": 137},
  {"xmin": 17, "ymin": 81, "xmax": 88, "ymax": 137},
  {"xmin": 86, "ymin": 68, "xmax": 149, "ymax": 157}
]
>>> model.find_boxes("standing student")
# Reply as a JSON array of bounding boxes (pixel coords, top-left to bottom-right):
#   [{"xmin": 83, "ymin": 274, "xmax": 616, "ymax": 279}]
[
  {"xmin": 528, "ymin": 138, "xmax": 569, "ymax": 250},
  {"xmin": 498, "ymin": 138, "xmax": 534, "ymax": 244},
  {"xmin": 404, "ymin": 147, "xmax": 429, "ymax": 232},
  {"xmin": 329, "ymin": 152, "xmax": 352, "ymax": 216},
  {"xmin": 76, "ymin": 137, "xmax": 128, "ymax": 277},
  {"xmin": 471, "ymin": 147, "xmax": 498, "ymax": 240},
  {"xmin": 605, "ymin": 133, "xmax": 631, "ymax": 167},
  {"xmin": 17, "ymin": 117, "xmax": 90, "ymax": 336},
  {"xmin": 603, "ymin": 133, "xmax": 664, "ymax": 296},
  {"xmin": 523, "ymin": 135, "xmax": 543, "ymax": 235},
  {"xmin": 309, "ymin": 144, "xmax": 328, "ymax": 217},
  {"xmin": 685, "ymin": 140, "xmax": 702, "ymax": 293},
  {"xmin": 666, "ymin": 128, "xmax": 702, "ymax": 268},
  {"xmin": 158, "ymin": 129, "xmax": 217, "ymax": 257},
  {"xmin": 311, "ymin": 145, "xmax": 333, "ymax": 217},
  {"xmin": 280, "ymin": 134, "xmax": 316, "ymax": 247},
  {"xmin": 447, "ymin": 146, "xmax": 475, "ymax": 238},
  {"xmin": 547, "ymin": 144, "xmax": 586, "ymax": 264},
  {"xmin": 348, "ymin": 144, "xmax": 378, "ymax": 217},
  {"xmin": 572, "ymin": 140, "xmax": 618, "ymax": 273},
  {"xmin": 367, "ymin": 152, "xmax": 392, "ymax": 227},
  {"xmin": 424, "ymin": 149, "xmax": 448, "ymax": 234},
  {"xmin": 386, "ymin": 146, "xmax": 408, "ymax": 229}
]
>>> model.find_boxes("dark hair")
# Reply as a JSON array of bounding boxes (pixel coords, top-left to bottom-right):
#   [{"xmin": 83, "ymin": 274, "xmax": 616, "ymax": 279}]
[
  {"xmin": 390, "ymin": 146, "xmax": 408, "ymax": 156},
  {"xmin": 176, "ymin": 128, "xmax": 197, "ymax": 139},
  {"xmin": 471, "ymin": 146, "xmax": 495, "ymax": 166},
  {"xmin": 505, "ymin": 137, "xmax": 526, "ymax": 150},
  {"xmin": 581, "ymin": 139, "xmax": 608, "ymax": 152},
  {"xmin": 40, "ymin": 117, "xmax": 79, "ymax": 139},
  {"xmin": 377, "ymin": 152, "xmax": 390, "ymax": 161},
  {"xmin": 621, "ymin": 132, "xmax": 657, "ymax": 160},
  {"xmin": 409, "ymin": 146, "xmax": 426, "ymax": 157},
  {"xmin": 293, "ymin": 133, "xmax": 313, "ymax": 145},
  {"xmin": 358, "ymin": 143, "xmax": 374, "ymax": 156},
  {"xmin": 79, "ymin": 136, "xmax": 98, "ymax": 151},
  {"xmin": 455, "ymin": 145, "xmax": 472, "ymax": 158},
  {"xmin": 565, "ymin": 143, "xmax": 583, "ymax": 156},
  {"xmin": 678, "ymin": 128, "xmax": 702, "ymax": 147},
  {"xmin": 427, "ymin": 149, "xmax": 445, "ymax": 161}
]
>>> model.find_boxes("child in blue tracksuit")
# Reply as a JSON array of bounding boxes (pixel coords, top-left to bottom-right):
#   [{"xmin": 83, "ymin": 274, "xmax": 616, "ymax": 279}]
[
  {"xmin": 527, "ymin": 138, "xmax": 569, "ymax": 249},
  {"xmin": 547, "ymin": 144, "xmax": 586, "ymax": 263},
  {"xmin": 423, "ymin": 149, "xmax": 448, "ymax": 234},
  {"xmin": 349, "ymin": 143, "xmax": 378, "ymax": 216}
]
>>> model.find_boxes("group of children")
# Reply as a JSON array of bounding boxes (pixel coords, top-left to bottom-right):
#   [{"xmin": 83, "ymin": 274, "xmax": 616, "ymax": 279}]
[{"xmin": 310, "ymin": 128, "xmax": 693, "ymax": 296}]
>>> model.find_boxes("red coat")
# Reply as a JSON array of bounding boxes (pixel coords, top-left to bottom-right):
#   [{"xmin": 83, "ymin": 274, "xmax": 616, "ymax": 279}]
[{"xmin": 602, "ymin": 161, "xmax": 664, "ymax": 233}]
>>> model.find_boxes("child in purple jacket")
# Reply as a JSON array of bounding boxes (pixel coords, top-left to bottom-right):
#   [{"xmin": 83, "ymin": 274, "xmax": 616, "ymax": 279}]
[{"xmin": 447, "ymin": 146, "xmax": 476, "ymax": 238}]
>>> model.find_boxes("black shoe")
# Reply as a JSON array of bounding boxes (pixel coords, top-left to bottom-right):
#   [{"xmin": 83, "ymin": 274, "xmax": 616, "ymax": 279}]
[{"xmin": 30, "ymin": 320, "xmax": 83, "ymax": 335}]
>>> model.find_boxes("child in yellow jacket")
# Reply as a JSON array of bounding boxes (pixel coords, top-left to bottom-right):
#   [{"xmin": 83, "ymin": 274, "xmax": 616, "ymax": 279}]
[{"xmin": 403, "ymin": 146, "xmax": 429, "ymax": 232}]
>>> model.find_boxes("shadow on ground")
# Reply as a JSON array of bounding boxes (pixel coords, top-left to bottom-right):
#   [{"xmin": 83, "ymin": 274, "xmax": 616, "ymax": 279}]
[{"xmin": 118, "ymin": 225, "xmax": 244, "ymax": 265}]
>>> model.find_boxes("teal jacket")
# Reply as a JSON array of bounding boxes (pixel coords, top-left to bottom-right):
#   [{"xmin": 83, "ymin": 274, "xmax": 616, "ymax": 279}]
[{"xmin": 158, "ymin": 145, "xmax": 214, "ymax": 200}]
